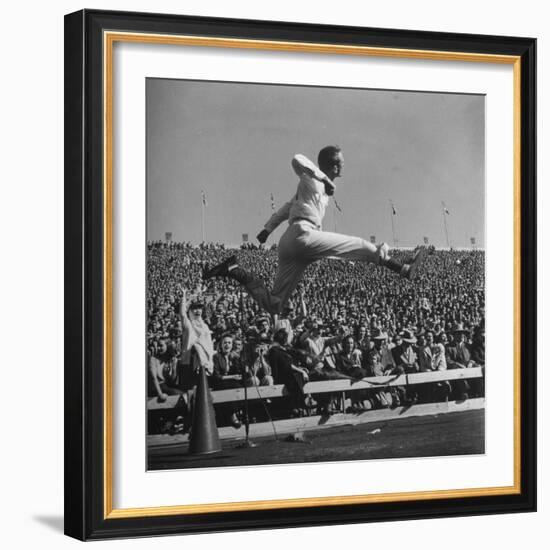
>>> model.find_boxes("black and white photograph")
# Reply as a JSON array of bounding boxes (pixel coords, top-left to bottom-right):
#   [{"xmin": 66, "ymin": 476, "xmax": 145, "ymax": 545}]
[{"xmin": 145, "ymin": 78, "xmax": 486, "ymax": 471}]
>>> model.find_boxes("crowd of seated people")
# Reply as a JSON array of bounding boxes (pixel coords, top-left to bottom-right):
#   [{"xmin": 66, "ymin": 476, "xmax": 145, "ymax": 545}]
[{"xmin": 147, "ymin": 242, "xmax": 485, "ymax": 433}]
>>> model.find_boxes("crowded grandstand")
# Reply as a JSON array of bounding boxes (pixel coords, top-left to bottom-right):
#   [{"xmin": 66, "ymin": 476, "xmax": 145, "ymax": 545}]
[{"xmin": 147, "ymin": 241, "xmax": 485, "ymax": 434}]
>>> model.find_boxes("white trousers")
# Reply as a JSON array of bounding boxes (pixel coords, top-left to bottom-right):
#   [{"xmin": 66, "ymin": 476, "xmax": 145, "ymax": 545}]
[{"xmin": 245, "ymin": 221, "xmax": 384, "ymax": 315}]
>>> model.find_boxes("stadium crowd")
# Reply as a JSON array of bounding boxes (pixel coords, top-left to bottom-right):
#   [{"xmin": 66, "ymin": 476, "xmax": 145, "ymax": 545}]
[{"xmin": 147, "ymin": 241, "xmax": 485, "ymax": 433}]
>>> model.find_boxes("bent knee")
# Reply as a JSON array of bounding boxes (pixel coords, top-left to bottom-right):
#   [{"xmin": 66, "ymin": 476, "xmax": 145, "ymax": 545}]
[{"xmin": 376, "ymin": 242, "xmax": 390, "ymax": 263}]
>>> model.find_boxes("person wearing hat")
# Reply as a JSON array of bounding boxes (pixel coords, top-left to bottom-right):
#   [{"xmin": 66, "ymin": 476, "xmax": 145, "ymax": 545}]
[
  {"xmin": 361, "ymin": 329, "xmax": 396, "ymax": 408},
  {"xmin": 370, "ymin": 328, "xmax": 395, "ymax": 374},
  {"xmin": 446, "ymin": 322, "xmax": 473, "ymax": 400},
  {"xmin": 447, "ymin": 323, "xmax": 473, "ymax": 369},
  {"xmin": 390, "ymin": 332, "xmax": 404, "ymax": 367},
  {"xmin": 364, "ymin": 329, "xmax": 384, "ymax": 376},
  {"xmin": 393, "ymin": 329, "xmax": 419, "ymax": 374}
]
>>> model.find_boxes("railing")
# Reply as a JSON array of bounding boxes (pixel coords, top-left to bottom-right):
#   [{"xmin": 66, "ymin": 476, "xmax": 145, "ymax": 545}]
[{"xmin": 147, "ymin": 367, "xmax": 484, "ymax": 410}]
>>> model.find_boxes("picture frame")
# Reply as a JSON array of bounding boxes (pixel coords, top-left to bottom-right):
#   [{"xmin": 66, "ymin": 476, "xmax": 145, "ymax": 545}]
[{"xmin": 64, "ymin": 9, "xmax": 536, "ymax": 540}]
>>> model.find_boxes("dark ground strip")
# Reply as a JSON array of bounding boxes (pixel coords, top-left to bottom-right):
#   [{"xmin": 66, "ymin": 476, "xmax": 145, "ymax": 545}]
[{"xmin": 148, "ymin": 409, "xmax": 484, "ymax": 471}]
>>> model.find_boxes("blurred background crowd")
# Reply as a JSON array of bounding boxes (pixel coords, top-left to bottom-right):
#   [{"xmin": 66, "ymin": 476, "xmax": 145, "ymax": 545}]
[{"xmin": 147, "ymin": 241, "xmax": 485, "ymax": 433}]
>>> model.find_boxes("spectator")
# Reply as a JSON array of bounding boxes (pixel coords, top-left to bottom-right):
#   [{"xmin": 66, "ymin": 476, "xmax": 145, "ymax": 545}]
[
  {"xmin": 268, "ymin": 328, "xmax": 315, "ymax": 415},
  {"xmin": 446, "ymin": 322, "xmax": 473, "ymax": 400},
  {"xmin": 336, "ymin": 335, "xmax": 366, "ymax": 380},
  {"xmin": 336, "ymin": 335, "xmax": 370, "ymax": 411},
  {"xmin": 148, "ymin": 338, "xmax": 184, "ymax": 402},
  {"xmin": 416, "ymin": 334, "xmax": 433, "ymax": 372},
  {"xmin": 396, "ymin": 330, "xmax": 419, "ymax": 374},
  {"xmin": 301, "ymin": 319, "xmax": 346, "ymax": 381},
  {"xmin": 211, "ymin": 334, "xmax": 242, "ymax": 389},
  {"xmin": 178, "ymin": 288, "xmax": 215, "ymax": 390},
  {"xmin": 469, "ymin": 321, "xmax": 485, "ymax": 397},
  {"xmin": 356, "ymin": 325, "xmax": 371, "ymax": 354},
  {"xmin": 273, "ymin": 293, "xmax": 307, "ymax": 346},
  {"xmin": 432, "ymin": 342, "xmax": 448, "ymax": 371},
  {"xmin": 248, "ymin": 337, "xmax": 275, "ymax": 387},
  {"xmin": 370, "ymin": 329, "xmax": 395, "ymax": 374},
  {"xmin": 210, "ymin": 334, "xmax": 243, "ymax": 428},
  {"xmin": 430, "ymin": 342, "xmax": 452, "ymax": 402}
]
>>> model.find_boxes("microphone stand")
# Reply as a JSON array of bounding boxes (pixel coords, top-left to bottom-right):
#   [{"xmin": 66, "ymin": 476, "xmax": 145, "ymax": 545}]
[{"xmin": 236, "ymin": 358, "xmax": 257, "ymax": 449}]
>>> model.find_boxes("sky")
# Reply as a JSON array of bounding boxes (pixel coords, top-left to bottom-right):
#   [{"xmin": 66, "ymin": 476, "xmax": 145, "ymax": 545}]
[{"xmin": 146, "ymin": 78, "xmax": 485, "ymax": 248}]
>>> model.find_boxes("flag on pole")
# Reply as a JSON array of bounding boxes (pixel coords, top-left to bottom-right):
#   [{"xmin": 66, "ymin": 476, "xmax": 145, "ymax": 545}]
[
  {"xmin": 470, "ymin": 237, "xmax": 476, "ymax": 245},
  {"xmin": 391, "ymin": 203, "xmax": 397, "ymax": 215},
  {"xmin": 270, "ymin": 193, "xmax": 275, "ymax": 212},
  {"xmin": 423, "ymin": 236, "xmax": 429, "ymax": 244},
  {"xmin": 242, "ymin": 233, "xmax": 249, "ymax": 242},
  {"xmin": 201, "ymin": 190, "xmax": 208, "ymax": 207},
  {"xmin": 442, "ymin": 202, "xmax": 450, "ymax": 215},
  {"xmin": 165, "ymin": 232, "xmax": 172, "ymax": 242},
  {"xmin": 370, "ymin": 235, "xmax": 376, "ymax": 244}
]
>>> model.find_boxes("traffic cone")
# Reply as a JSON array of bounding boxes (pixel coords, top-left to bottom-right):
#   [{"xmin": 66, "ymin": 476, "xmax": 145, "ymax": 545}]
[{"xmin": 188, "ymin": 365, "xmax": 222, "ymax": 455}]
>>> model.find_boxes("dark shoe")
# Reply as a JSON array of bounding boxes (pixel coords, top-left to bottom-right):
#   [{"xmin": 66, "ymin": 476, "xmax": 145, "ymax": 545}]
[
  {"xmin": 203, "ymin": 255, "xmax": 238, "ymax": 280},
  {"xmin": 403, "ymin": 246, "xmax": 428, "ymax": 280}
]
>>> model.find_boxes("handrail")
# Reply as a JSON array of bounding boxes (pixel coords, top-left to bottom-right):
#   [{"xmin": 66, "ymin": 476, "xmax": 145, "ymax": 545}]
[{"xmin": 148, "ymin": 367, "xmax": 484, "ymax": 410}]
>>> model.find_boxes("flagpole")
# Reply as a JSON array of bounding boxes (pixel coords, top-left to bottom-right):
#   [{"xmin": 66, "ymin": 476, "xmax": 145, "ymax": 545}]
[
  {"xmin": 201, "ymin": 191, "xmax": 206, "ymax": 242},
  {"xmin": 442, "ymin": 202, "xmax": 450, "ymax": 249},
  {"xmin": 389, "ymin": 200, "xmax": 397, "ymax": 247}
]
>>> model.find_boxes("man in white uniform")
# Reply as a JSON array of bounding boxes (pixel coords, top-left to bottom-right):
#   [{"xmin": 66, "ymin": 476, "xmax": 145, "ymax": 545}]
[{"xmin": 204, "ymin": 145, "xmax": 427, "ymax": 316}]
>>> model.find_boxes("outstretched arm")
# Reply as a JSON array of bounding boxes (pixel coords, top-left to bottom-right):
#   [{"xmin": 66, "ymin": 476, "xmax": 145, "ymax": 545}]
[
  {"xmin": 178, "ymin": 287, "xmax": 189, "ymax": 323},
  {"xmin": 178, "ymin": 286, "xmax": 194, "ymax": 352}
]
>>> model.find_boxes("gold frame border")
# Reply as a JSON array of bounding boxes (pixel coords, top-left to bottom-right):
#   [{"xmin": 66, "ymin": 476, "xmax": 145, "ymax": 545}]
[{"xmin": 103, "ymin": 31, "xmax": 522, "ymax": 520}]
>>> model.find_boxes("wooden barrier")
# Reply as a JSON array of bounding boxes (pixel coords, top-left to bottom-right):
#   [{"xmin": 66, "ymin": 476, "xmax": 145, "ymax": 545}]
[
  {"xmin": 147, "ymin": 397, "xmax": 486, "ymax": 446},
  {"xmin": 147, "ymin": 367, "xmax": 484, "ymax": 410}
]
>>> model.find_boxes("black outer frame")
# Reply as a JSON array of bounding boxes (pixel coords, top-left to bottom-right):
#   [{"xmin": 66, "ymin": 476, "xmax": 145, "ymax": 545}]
[{"xmin": 64, "ymin": 9, "xmax": 536, "ymax": 541}]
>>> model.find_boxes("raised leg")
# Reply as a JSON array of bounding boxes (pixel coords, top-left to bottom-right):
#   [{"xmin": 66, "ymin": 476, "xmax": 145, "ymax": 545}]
[
  {"xmin": 203, "ymin": 254, "xmax": 307, "ymax": 315},
  {"xmin": 301, "ymin": 229, "xmax": 427, "ymax": 280}
]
